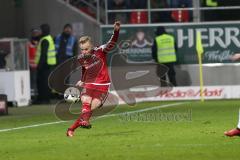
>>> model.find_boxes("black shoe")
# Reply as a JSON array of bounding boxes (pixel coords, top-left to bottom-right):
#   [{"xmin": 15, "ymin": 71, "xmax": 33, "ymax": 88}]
[
  {"xmin": 79, "ymin": 121, "xmax": 92, "ymax": 129},
  {"xmin": 80, "ymin": 125, "xmax": 92, "ymax": 129}
]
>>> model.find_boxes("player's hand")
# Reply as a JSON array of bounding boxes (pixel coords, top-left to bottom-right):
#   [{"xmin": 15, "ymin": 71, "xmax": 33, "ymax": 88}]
[
  {"xmin": 114, "ymin": 21, "xmax": 120, "ymax": 31},
  {"xmin": 76, "ymin": 80, "xmax": 84, "ymax": 87},
  {"xmin": 230, "ymin": 53, "xmax": 240, "ymax": 61}
]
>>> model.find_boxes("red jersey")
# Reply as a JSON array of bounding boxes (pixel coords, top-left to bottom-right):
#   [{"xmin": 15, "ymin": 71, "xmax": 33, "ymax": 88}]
[{"xmin": 78, "ymin": 30, "xmax": 119, "ymax": 85}]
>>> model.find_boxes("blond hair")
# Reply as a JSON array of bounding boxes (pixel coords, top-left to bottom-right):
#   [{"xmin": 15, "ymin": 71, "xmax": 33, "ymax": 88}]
[{"xmin": 79, "ymin": 36, "xmax": 92, "ymax": 45}]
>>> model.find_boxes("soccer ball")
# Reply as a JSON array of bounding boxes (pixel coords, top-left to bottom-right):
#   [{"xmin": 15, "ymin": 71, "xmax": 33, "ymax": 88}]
[
  {"xmin": 64, "ymin": 87, "xmax": 80, "ymax": 103},
  {"xmin": 64, "ymin": 94, "xmax": 80, "ymax": 103}
]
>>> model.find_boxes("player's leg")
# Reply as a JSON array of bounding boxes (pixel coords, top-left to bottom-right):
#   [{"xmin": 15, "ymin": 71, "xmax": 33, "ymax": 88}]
[
  {"xmin": 69, "ymin": 95, "xmax": 92, "ymax": 128},
  {"xmin": 79, "ymin": 87, "xmax": 109, "ymax": 128},
  {"xmin": 72, "ymin": 86, "xmax": 103, "ymax": 129},
  {"xmin": 78, "ymin": 95, "xmax": 93, "ymax": 128},
  {"xmin": 224, "ymin": 110, "xmax": 240, "ymax": 137},
  {"xmin": 90, "ymin": 86, "xmax": 109, "ymax": 111},
  {"xmin": 91, "ymin": 98, "xmax": 102, "ymax": 110},
  {"xmin": 66, "ymin": 95, "xmax": 92, "ymax": 137},
  {"xmin": 67, "ymin": 85, "xmax": 109, "ymax": 137},
  {"xmin": 166, "ymin": 63, "xmax": 177, "ymax": 86},
  {"xmin": 69, "ymin": 96, "xmax": 103, "ymax": 132}
]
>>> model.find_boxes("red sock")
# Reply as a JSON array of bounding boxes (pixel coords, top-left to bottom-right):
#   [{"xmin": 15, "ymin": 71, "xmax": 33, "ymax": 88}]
[
  {"xmin": 69, "ymin": 118, "xmax": 81, "ymax": 131},
  {"xmin": 69, "ymin": 103, "xmax": 92, "ymax": 131},
  {"xmin": 80, "ymin": 103, "xmax": 92, "ymax": 122}
]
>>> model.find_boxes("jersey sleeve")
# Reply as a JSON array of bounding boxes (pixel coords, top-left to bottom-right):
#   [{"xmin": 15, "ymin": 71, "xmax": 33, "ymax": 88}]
[
  {"xmin": 81, "ymin": 67, "xmax": 86, "ymax": 82},
  {"xmin": 102, "ymin": 30, "xmax": 119, "ymax": 53},
  {"xmin": 77, "ymin": 54, "xmax": 86, "ymax": 82}
]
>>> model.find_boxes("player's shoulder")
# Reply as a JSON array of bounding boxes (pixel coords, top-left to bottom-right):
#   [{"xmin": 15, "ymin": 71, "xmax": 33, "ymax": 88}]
[
  {"xmin": 93, "ymin": 45, "xmax": 106, "ymax": 53},
  {"xmin": 94, "ymin": 45, "xmax": 105, "ymax": 56}
]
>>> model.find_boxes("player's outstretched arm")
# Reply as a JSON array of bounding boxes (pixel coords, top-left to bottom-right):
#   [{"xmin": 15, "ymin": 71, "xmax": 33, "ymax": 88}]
[
  {"xmin": 113, "ymin": 21, "xmax": 120, "ymax": 32},
  {"xmin": 103, "ymin": 21, "xmax": 120, "ymax": 53},
  {"xmin": 231, "ymin": 53, "xmax": 240, "ymax": 61}
]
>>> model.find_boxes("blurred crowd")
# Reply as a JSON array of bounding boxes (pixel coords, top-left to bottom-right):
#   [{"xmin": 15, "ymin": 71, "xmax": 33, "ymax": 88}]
[
  {"xmin": 67, "ymin": 0, "xmax": 193, "ymax": 23},
  {"xmin": 107, "ymin": 0, "xmax": 193, "ymax": 23},
  {"xmin": 66, "ymin": 0, "xmax": 240, "ymax": 23}
]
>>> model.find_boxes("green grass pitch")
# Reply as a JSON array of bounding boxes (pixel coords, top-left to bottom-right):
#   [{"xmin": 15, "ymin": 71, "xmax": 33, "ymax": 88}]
[{"xmin": 0, "ymin": 100, "xmax": 239, "ymax": 160}]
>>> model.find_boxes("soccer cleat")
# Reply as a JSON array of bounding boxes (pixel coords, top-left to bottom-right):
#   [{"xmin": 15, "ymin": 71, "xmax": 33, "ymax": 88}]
[
  {"xmin": 224, "ymin": 128, "xmax": 240, "ymax": 137},
  {"xmin": 79, "ymin": 121, "xmax": 92, "ymax": 129},
  {"xmin": 66, "ymin": 128, "xmax": 74, "ymax": 137}
]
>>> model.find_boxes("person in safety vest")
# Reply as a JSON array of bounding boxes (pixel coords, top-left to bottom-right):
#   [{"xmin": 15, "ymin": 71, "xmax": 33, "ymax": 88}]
[
  {"xmin": 34, "ymin": 24, "xmax": 56, "ymax": 104},
  {"xmin": 152, "ymin": 26, "xmax": 177, "ymax": 86},
  {"xmin": 55, "ymin": 24, "xmax": 78, "ymax": 65}
]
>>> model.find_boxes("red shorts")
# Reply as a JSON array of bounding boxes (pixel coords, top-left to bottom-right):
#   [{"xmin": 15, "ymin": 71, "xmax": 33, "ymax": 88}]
[{"xmin": 81, "ymin": 84, "xmax": 110, "ymax": 103}]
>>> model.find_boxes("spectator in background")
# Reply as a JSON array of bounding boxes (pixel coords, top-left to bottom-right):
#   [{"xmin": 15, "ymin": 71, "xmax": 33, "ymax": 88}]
[
  {"xmin": 108, "ymin": 0, "xmax": 128, "ymax": 24},
  {"xmin": 27, "ymin": 28, "xmax": 41, "ymax": 99},
  {"xmin": 150, "ymin": 0, "xmax": 172, "ymax": 23},
  {"xmin": 152, "ymin": 26, "xmax": 177, "ymax": 86},
  {"xmin": 129, "ymin": 0, "xmax": 148, "ymax": 24},
  {"xmin": 55, "ymin": 24, "xmax": 78, "ymax": 65},
  {"xmin": 0, "ymin": 53, "xmax": 7, "ymax": 69},
  {"xmin": 0, "ymin": 48, "xmax": 9, "ymax": 70},
  {"xmin": 34, "ymin": 24, "xmax": 57, "ymax": 104},
  {"xmin": 170, "ymin": 0, "xmax": 192, "ymax": 22},
  {"xmin": 171, "ymin": 3, "xmax": 190, "ymax": 22}
]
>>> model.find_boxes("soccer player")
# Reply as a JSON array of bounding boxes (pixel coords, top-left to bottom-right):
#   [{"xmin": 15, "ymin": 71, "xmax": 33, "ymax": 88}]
[
  {"xmin": 224, "ymin": 53, "xmax": 240, "ymax": 137},
  {"xmin": 66, "ymin": 21, "xmax": 120, "ymax": 137},
  {"xmin": 224, "ymin": 110, "xmax": 240, "ymax": 137}
]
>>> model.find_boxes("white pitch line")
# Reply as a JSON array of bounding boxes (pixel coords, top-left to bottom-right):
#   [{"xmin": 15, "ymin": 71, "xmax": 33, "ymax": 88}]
[
  {"xmin": 0, "ymin": 102, "xmax": 186, "ymax": 133},
  {"xmin": 0, "ymin": 121, "xmax": 67, "ymax": 133},
  {"xmin": 96, "ymin": 102, "xmax": 186, "ymax": 119}
]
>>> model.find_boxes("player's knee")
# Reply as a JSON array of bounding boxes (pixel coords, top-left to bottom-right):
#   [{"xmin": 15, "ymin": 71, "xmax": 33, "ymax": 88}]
[
  {"xmin": 81, "ymin": 95, "xmax": 92, "ymax": 103},
  {"xmin": 91, "ymin": 99, "xmax": 102, "ymax": 110}
]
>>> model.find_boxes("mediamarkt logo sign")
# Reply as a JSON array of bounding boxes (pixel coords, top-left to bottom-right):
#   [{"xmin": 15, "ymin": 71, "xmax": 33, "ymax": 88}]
[
  {"xmin": 116, "ymin": 87, "xmax": 224, "ymax": 101},
  {"xmin": 158, "ymin": 88, "xmax": 223, "ymax": 98}
]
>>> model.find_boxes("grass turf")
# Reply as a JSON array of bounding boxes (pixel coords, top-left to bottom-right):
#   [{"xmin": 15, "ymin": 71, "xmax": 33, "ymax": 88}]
[{"xmin": 0, "ymin": 100, "xmax": 239, "ymax": 160}]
